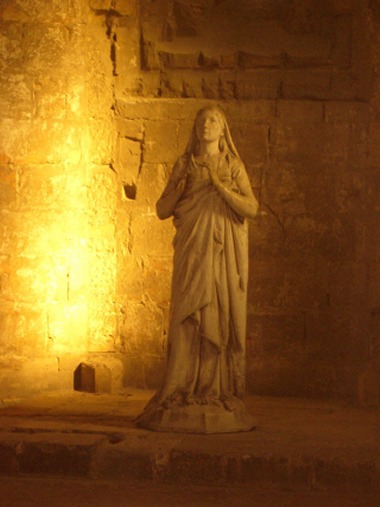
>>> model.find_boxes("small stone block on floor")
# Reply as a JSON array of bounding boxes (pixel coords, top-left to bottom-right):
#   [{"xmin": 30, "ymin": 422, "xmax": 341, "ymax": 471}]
[{"xmin": 73, "ymin": 362, "xmax": 112, "ymax": 393}]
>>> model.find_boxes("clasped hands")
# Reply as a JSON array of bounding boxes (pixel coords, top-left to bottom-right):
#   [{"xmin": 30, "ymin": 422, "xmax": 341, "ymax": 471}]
[
  {"xmin": 175, "ymin": 159, "xmax": 222, "ymax": 190},
  {"xmin": 195, "ymin": 158, "xmax": 221, "ymax": 187}
]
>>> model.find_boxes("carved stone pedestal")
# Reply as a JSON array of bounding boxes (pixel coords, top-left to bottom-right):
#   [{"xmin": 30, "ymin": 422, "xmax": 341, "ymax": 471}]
[{"xmin": 137, "ymin": 403, "xmax": 256, "ymax": 434}]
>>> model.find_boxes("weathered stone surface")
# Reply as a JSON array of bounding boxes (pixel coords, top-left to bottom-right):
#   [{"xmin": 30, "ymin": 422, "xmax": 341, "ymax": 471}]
[
  {"xmin": 277, "ymin": 100, "xmax": 324, "ymax": 123},
  {"xmin": 139, "ymin": 404, "xmax": 256, "ymax": 434},
  {"xmin": 134, "ymin": 163, "xmax": 167, "ymax": 209},
  {"xmin": 0, "ymin": 0, "xmax": 379, "ymax": 403},
  {"xmin": 115, "ymin": 137, "xmax": 142, "ymax": 183},
  {"xmin": 119, "ymin": 299, "xmax": 166, "ymax": 356},
  {"xmin": 115, "ymin": 118, "xmax": 144, "ymax": 140},
  {"xmin": 143, "ymin": 120, "xmax": 179, "ymax": 164},
  {"xmin": 282, "ymin": 70, "xmax": 332, "ymax": 99},
  {"xmin": 0, "ymin": 166, "xmax": 17, "ymax": 208}
]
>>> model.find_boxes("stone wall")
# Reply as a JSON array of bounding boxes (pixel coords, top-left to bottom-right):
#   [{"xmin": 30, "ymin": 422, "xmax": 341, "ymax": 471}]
[
  {"xmin": 0, "ymin": 0, "xmax": 122, "ymax": 394},
  {"xmin": 0, "ymin": 0, "xmax": 379, "ymax": 401}
]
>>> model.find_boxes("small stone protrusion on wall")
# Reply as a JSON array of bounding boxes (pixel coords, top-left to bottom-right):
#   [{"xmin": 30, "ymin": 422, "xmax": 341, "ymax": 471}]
[{"xmin": 73, "ymin": 362, "xmax": 112, "ymax": 393}]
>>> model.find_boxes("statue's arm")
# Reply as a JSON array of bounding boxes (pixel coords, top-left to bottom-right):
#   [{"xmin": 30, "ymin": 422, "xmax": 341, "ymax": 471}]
[
  {"xmin": 211, "ymin": 161, "xmax": 259, "ymax": 219},
  {"xmin": 156, "ymin": 158, "xmax": 187, "ymax": 220}
]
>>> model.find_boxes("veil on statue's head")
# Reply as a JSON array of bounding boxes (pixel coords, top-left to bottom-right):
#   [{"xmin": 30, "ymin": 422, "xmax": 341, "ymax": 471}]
[{"xmin": 184, "ymin": 105, "xmax": 241, "ymax": 160}]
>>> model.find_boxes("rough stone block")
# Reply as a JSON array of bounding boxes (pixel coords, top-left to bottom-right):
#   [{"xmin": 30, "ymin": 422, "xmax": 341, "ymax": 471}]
[
  {"xmin": 224, "ymin": 100, "xmax": 276, "ymax": 123},
  {"xmin": 160, "ymin": 51, "xmax": 200, "ymax": 69},
  {"xmin": 87, "ymin": 165, "xmax": 117, "ymax": 210},
  {"xmin": 119, "ymin": 299, "xmax": 165, "ymax": 356},
  {"xmin": 219, "ymin": 53, "xmax": 236, "ymax": 69},
  {"xmin": 130, "ymin": 213, "xmax": 174, "ymax": 258},
  {"xmin": 115, "ymin": 118, "xmax": 144, "ymax": 140},
  {"xmin": 46, "ymin": 301, "xmax": 89, "ymax": 355},
  {"xmin": 330, "ymin": 70, "xmax": 371, "ymax": 101},
  {"xmin": 238, "ymin": 51, "xmax": 282, "ymax": 69},
  {"xmin": 16, "ymin": 434, "xmax": 102, "ymax": 477},
  {"xmin": 116, "ymin": 250, "xmax": 145, "ymax": 300},
  {"xmin": 282, "ymin": 70, "xmax": 332, "ymax": 100},
  {"xmin": 0, "ymin": 74, "xmax": 32, "ymax": 120},
  {"xmin": 159, "ymin": 72, "xmax": 185, "ymax": 98},
  {"xmin": 200, "ymin": 75, "xmax": 220, "ymax": 99},
  {"xmin": 242, "ymin": 455, "xmax": 291, "ymax": 485},
  {"xmin": 277, "ymin": 100, "xmax": 324, "ymax": 123},
  {"xmin": 90, "ymin": 0, "xmax": 112, "ymax": 9},
  {"xmin": 0, "ymin": 301, "xmax": 47, "ymax": 355},
  {"xmin": 141, "ymin": 254, "xmax": 172, "ymax": 304},
  {"xmin": 180, "ymin": 72, "xmax": 209, "ymax": 98},
  {"xmin": 235, "ymin": 70, "xmax": 282, "ymax": 99},
  {"xmin": 230, "ymin": 124, "xmax": 269, "ymax": 168},
  {"xmin": 19, "ymin": 165, "xmax": 87, "ymax": 211},
  {"xmin": 0, "ymin": 355, "xmax": 69, "ymax": 396},
  {"xmin": 331, "ymin": 0, "xmax": 355, "ymax": 13},
  {"xmin": 113, "ymin": 22, "xmax": 140, "ymax": 76},
  {"xmin": 134, "ymin": 163, "xmax": 167, "ymax": 209},
  {"xmin": 198, "ymin": 52, "xmax": 219, "ymax": 70},
  {"xmin": 121, "ymin": 353, "xmax": 146, "ymax": 388},
  {"xmin": 22, "ymin": 23, "xmax": 69, "ymax": 73},
  {"xmin": 0, "ymin": 443, "xmax": 17, "ymax": 474},
  {"xmin": 369, "ymin": 263, "xmax": 380, "ymax": 309},
  {"xmin": 115, "ymin": 137, "xmax": 142, "ymax": 183},
  {"xmin": 114, "ymin": 0, "xmax": 137, "ymax": 16},
  {"xmin": 87, "ymin": 308, "xmax": 116, "ymax": 353},
  {"xmin": 330, "ymin": 14, "xmax": 352, "ymax": 68},
  {"xmin": 0, "ymin": 166, "xmax": 17, "ymax": 208},
  {"xmin": 143, "ymin": 120, "xmax": 179, "ymax": 164},
  {"xmin": 218, "ymin": 73, "xmax": 237, "ymax": 100},
  {"xmin": 273, "ymin": 122, "xmax": 350, "ymax": 166},
  {"xmin": 247, "ymin": 314, "xmax": 306, "ymax": 356},
  {"xmin": 0, "ymin": 119, "xmax": 83, "ymax": 165},
  {"xmin": 143, "ymin": 355, "xmax": 167, "ymax": 389},
  {"xmin": 324, "ymin": 101, "xmax": 370, "ymax": 125},
  {"xmin": 313, "ymin": 457, "xmax": 377, "ymax": 491},
  {"xmin": 168, "ymin": 450, "xmax": 223, "ymax": 483},
  {"xmin": 141, "ymin": 39, "xmax": 160, "ymax": 70},
  {"xmin": 32, "ymin": 76, "xmax": 67, "ymax": 120},
  {"xmin": 357, "ymin": 362, "xmax": 380, "ymax": 406},
  {"xmin": 87, "ymin": 76, "xmax": 114, "ymax": 119},
  {"xmin": 88, "ymin": 119, "xmax": 115, "ymax": 164},
  {"xmin": 368, "ymin": 123, "xmax": 380, "ymax": 166},
  {"xmin": 0, "ymin": 0, "xmax": 77, "ymax": 23},
  {"xmin": 115, "ymin": 98, "xmax": 209, "ymax": 122},
  {"xmin": 248, "ymin": 214, "xmax": 285, "ymax": 259},
  {"xmin": 92, "ymin": 444, "xmax": 153, "ymax": 481},
  {"xmin": 74, "ymin": 362, "xmax": 112, "ymax": 393}
]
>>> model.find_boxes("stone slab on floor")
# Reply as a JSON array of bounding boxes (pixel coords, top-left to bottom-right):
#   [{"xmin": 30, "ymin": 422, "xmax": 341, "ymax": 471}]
[{"xmin": 0, "ymin": 389, "xmax": 378, "ymax": 494}]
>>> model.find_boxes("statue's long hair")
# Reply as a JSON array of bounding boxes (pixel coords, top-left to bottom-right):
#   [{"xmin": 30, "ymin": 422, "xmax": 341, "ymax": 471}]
[{"xmin": 184, "ymin": 105, "xmax": 241, "ymax": 161}]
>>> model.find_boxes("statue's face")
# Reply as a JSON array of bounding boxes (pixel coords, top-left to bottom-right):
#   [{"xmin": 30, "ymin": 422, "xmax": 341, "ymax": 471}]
[{"xmin": 195, "ymin": 110, "xmax": 224, "ymax": 144}]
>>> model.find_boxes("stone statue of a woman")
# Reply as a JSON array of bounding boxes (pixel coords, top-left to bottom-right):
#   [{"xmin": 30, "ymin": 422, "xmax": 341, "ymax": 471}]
[{"xmin": 136, "ymin": 106, "xmax": 259, "ymax": 433}]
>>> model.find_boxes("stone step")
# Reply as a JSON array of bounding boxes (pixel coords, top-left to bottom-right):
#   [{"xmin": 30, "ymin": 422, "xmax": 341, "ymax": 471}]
[
  {"xmin": 0, "ymin": 428, "xmax": 377, "ymax": 494},
  {"xmin": 0, "ymin": 390, "xmax": 378, "ymax": 495}
]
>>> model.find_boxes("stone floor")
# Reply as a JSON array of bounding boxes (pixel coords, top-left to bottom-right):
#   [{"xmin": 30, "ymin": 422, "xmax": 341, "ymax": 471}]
[
  {"xmin": 0, "ymin": 477, "xmax": 376, "ymax": 507},
  {"xmin": 0, "ymin": 389, "xmax": 379, "ymax": 505}
]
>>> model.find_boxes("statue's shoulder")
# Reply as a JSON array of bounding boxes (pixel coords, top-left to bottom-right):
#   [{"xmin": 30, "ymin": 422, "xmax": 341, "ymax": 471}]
[
  {"xmin": 226, "ymin": 153, "xmax": 245, "ymax": 176},
  {"xmin": 169, "ymin": 154, "xmax": 190, "ymax": 180}
]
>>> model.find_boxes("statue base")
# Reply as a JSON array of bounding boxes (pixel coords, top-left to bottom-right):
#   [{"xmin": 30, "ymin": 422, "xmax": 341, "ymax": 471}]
[{"xmin": 136, "ymin": 403, "xmax": 256, "ymax": 434}]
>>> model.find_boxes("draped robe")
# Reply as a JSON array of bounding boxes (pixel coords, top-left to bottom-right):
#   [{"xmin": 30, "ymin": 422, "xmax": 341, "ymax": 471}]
[{"xmin": 137, "ymin": 151, "xmax": 257, "ymax": 422}]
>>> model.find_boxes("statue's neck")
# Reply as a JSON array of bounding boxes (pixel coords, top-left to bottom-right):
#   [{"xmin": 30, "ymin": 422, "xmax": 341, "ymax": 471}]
[{"xmin": 197, "ymin": 139, "xmax": 220, "ymax": 156}]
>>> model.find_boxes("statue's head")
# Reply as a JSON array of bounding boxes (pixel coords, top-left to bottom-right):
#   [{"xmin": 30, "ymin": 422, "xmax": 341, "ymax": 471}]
[
  {"xmin": 194, "ymin": 106, "xmax": 226, "ymax": 147},
  {"xmin": 186, "ymin": 105, "xmax": 239, "ymax": 158}
]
